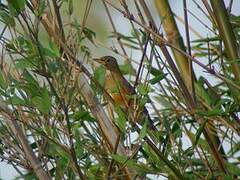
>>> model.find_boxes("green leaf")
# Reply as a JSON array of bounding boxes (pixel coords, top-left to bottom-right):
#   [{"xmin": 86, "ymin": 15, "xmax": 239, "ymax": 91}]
[
  {"xmin": 48, "ymin": 40, "xmax": 60, "ymax": 57},
  {"xmin": 15, "ymin": 58, "xmax": 36, "ymax": 69},
  {"xmin": 74, "ymin": 130, "xmax": 85, "ymax": 159},
  {"xmin": 149, "ymin": 74, "xmax": 167, "ymax": 84},
  {"xmin": 193, "ymin": 119, "xmax": 208, "ymax": 146},
  {"xmin": 112, "ymin": 154, "xmax": 128, "ymax": 164},
  {"xmin": 43, "ymin": 47, "xmax": 58, "ymax": 58},
  {"xmin": 55, "ymin": 156, "xmax": 70, "ymax": 179},
  {"xmin": 111, "ymin": 154, "xmax": 151, "ymax": 172},
  {"xmin": 17, "ymin": 171, "xmax": 37, "ymax": 180},
  {"xmin": 142, "ymin": 144, "xmax": 165, "ymax": 170},
  {"xmin": 94, "ymin": 66, "xmax": 106, "ymax": 87},
  {"xmin": 226, "ymin": 162, "xmax": 240, "ymax": 176},
  {"xmin": 189, "ymin": 132, "xmax": 208, "ymax": 150},
  {"xmin": 21, "ymin": 71, "xmax": 42, "ymax": 97},
  {"xmin": 115, "ymin": 106, "xmax": 126, "ymax": 132},
  {"xmin": 6, "ymin": 36, "xmax": 34, "ymax": 53},
  {"xmin": 224, "ymin": 58, "xmax": 240, "ymax": 64},
  {"xmin": 196, "ymin": 107, "xmax": 223, "ymax": 117},
  {"xmin": 147, "ymin": 65, "xmax": 163, "ymax": 76},
  {"xmin": 191, "ymin": 36, "xmax": 221, "ymax": 43},
  {"xmin": 137, "ymin": 84, "xmax": 151, "ymax": 96},
  {"xmin": 154, "ymin": 95, "xmax": 172, "ymax": 108},
  {"xmin": 32, "ymin": 88, "xmax": 51, "ymax": 114},
  {"xmin": 33, "ymin": 0, "xmax": 46, "ymax": 16},
  {"xmin": 223, "ymin": 175, "xmax": 234, "ymax": 180},
  {"xmin": 8, "ymin": 0, "xmax": 26, "ymax": 14},
  {"xmin": 74, "ymin": 111, "xmax": 95, "ymax": 122},
  {"xmin": 0, "ymin": 10, "xmax": 15, "ymax": 26},
  {"xmin": 163, "ymin": 113, "xmax": 171, "ymax": 132},
  {"xmin": 0, "ymin": 71, "xmax": 7, "ymax": 89},
  {"xmin": 109, "ymin": 32, "xmax": 138, "ymax": 45},
  {"xmin": 119, "ymin": 61, "xmax": 135, "ymax": 75},
  {"xmin": 23, "ymin": 71, "xmax": 37, "ymax": 85},
  {"xmin": 47, "ymin": 60, "xmax": 61, "ymax": 74},
  {"xmin": 195, "ymin": 77, "xmax": 212, "ymax": 105},
  {"xmin": 139, "ymin": 118, "xmax": 148, "ymax": 139},
  {"xmin": 122, "ymin": 42, "xmax": 140, "ymax": 50},
  {"xmin": 183, "ymin": 147, "xmax": 194, "ymax": 156},
  {"xmin": 32, "ymin": 96, "xmax": 46, "ymax": 113},
  {"xmin": 9, "ymin": 95, "xmax": 26, "ymax": 105},
  {"xmin": 83, "ymin": 27, "xmax": 96, "ymax": 44},
  {"xmin": 227, "ymin": 142, "xmax": 240, "ymax": 155},
  {"xmin": 140, "ymin": 29, "xmax": 147, "ymax": 44},
  {"xmin": 80, "ymin": 45, "xmax": 90, "ymax": 55},
  {"xmin": 86, "ymin": 165, "xmax": 103, "ymax": 179},
  {"xmin": 172, "ymin": 121, "xmax": 181, "ymax": 137},
  {"xmin": 139, "ymin": 96, "xmax": 149, "ymax": 107}
]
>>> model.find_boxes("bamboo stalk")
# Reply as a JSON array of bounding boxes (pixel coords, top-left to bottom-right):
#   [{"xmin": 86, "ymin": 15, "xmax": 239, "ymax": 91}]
[
  {"xmin": 104, "ymin": 0, "xmax": 228, "ymax": 174},
  {"xmin": 154, "ymin": 0, "xmax": 194, "ymax": 92},
  {"xmin": 210, "ymin": 0, "xmax": 240, "ymax": 81}
]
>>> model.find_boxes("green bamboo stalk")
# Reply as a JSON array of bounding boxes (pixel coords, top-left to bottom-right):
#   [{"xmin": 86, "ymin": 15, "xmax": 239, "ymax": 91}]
[
  {"xmin": 154, "ymin": 0, "xmax": 194, "ymax": 92},
  {"xmin": 210, "ymin": 0, "xmax": 240, "ymax": 81},
  {"xmin": 154, "ymin": 0, "xmax": 227, "ymax": 173}
]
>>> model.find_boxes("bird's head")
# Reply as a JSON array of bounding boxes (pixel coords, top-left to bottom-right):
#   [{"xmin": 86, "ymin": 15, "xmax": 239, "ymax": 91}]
[{"xmin": 93, "ymin": 56, "xmax": 119, "ymax": 71}]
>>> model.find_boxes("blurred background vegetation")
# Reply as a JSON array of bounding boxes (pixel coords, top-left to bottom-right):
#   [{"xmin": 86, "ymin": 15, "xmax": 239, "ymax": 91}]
[{"xmin": 0, "ymin": 0, "xmax": 240, "ymax": 179}]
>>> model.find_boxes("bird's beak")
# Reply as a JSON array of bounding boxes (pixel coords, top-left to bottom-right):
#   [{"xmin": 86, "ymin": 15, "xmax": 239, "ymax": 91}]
[{"xmin": 93, "ymin": 58, "xmax": 105, "ymax": 65}]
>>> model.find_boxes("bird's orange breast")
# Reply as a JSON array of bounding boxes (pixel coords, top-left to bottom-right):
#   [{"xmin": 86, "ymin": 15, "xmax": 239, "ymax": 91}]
[{"xmin": 104, "ymin": 72, "xmax": 132, "ymax": 108}]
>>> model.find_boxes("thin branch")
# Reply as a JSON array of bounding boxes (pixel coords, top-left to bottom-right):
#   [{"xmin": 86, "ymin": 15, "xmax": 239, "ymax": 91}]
[
  {"xmin": 101, "ymin": 0, "xmax": 128, "ymax": 57},
  {"xmin": 0, "ymin": 100, "xmax": 51, "ymax": 180},
  {"xmin": 63, "ymin": 104, "xmax": 85, "ymax": 179},
  {"xmin": 183, "ymin": 0, "xmax": 196, "ymax": 102}
]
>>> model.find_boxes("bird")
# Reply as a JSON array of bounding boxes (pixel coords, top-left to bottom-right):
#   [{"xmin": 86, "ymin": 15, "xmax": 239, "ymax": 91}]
[
  {"xmin": 93, "ymin": 56, "xmax": 156, "ymax": 129},
  {"xmin": 94, "ymin": 56, "xmax": 134, "ymax": 108}
]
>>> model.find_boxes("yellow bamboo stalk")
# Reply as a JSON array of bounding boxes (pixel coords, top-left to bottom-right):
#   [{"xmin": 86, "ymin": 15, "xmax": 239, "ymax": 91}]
[
  {"xmin": 210, "ymin": 0, "xmax": 240, "ymax": 81},
  {"xmin": 154, "ymin": 0, "xmax": 194, "ymax": 92}
]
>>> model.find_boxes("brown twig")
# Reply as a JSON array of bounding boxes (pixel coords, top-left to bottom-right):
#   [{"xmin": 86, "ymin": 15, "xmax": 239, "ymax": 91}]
[
  {"xmin": 101, "ymin": 0, "xmax": 128, "ymax": 57},
  {"xmin": 0, "ymin": 101, "xmax": 51, "ymax": 180},
  {"xmin": 183, "ymin": 0, "xmax": 196, "ymax": 103}
]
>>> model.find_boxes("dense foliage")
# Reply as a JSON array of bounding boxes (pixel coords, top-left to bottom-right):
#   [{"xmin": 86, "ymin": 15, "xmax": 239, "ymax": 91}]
[{"xmin": 0, "ymin": 0, "xmax": 239, "ymax": 179}]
